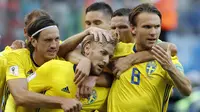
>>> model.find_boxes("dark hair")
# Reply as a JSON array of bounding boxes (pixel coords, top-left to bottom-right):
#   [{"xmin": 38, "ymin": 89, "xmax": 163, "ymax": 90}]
[
  {"xmin": 24, "ymin": 9, "xmax": 50, "ymax": 26},
  {"xmin": 27, "ymin": 16, "xmax": 58, "ymax": 53},
  {"xmin": 112, "ymin": 8, "xmax": 131, "ymax": 18},
  {"xmin": 86, "ymin": 2, "xmax": 113, "ymax": 17},
  {"xmin": 129, "ymin": 3, "xmax": 162, "ymax": 26}
]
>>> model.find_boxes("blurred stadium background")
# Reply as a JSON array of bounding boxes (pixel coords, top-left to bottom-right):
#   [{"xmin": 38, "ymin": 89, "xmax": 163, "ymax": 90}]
[{"xmin": 0, "ymin": 0, "xmax": 200, "ymax": 111}]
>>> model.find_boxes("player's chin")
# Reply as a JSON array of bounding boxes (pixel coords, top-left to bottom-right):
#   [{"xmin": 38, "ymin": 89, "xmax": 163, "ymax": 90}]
[
  {"xmin": 146, "ymin": 44, "xmax": 155, "ymax": 49},
  {"xmin": 45, "ymin": 54, "xmax": 57, "ymax": 60}
]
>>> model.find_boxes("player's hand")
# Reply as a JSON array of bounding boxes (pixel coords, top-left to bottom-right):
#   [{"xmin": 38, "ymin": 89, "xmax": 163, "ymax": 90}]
[
  {"xmin": 85, "ymin": 27, "xmax": 115, "ymax": 42},
  {"xmin": 151, "ymin": 45, "xmax": 173, "ymax": 71},
  {"xmin": 10, "ymin": 40, "xmax": 25, "ymax": 49},
  {"xmin": 111, "ymin": 28, "xmax": 120, "ymax": 41},
  {"xmin": 61, "ymin": 99, "xmax": 82, "ymax": 112},
  {"xmin": 111, "ymin": 56, "xmax": 133, "ymax": 79},
  {"xmin": 74, "ymin": 57, "xmax": 91, "ymax": 86},
  {"xmin": 157, "ymin": 42, "xmax": 177, "ymax": 56},
  {"xmin": 76, "ymin": 76, "xmax": 98, "ymax": 99}
]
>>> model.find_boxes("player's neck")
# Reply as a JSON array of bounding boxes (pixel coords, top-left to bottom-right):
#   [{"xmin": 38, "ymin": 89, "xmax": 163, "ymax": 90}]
[
  {"xmin": 32, "ymin": 51, "xmax": 45, "ymax": 67},
  {"xmin": 135, "ymin": 44, "xmax": 145, "ymax": 52}
]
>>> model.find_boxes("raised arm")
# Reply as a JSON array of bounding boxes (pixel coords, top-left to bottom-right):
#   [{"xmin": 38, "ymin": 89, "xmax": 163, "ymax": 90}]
[
  {"xmin": 65, "ymin": 48, "xmax": 83, "ymax": 64},
  {"xmin": 57, "ymin": 30, "xmax": 88, "ymax": 58},
  {"xmin": 58, "ymin": 27, "xmax": 114, "ymax": 58},
  {"xmin": 151, "ymin": 45, "xmax": 192, "ymax": 96}
]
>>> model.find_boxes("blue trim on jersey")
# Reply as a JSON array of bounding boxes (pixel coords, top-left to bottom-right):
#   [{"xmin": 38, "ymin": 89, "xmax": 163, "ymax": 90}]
[
  {"xmin": 133, "ymin": 45, "xmax": 137, "ymax": 53},
  {"xmin": 73, "ymin": 64, "xmax": 77, "ymax": 73},
  {"xmin": 30, "ymin": 51, "xmax": 40, "ymax": 67}
]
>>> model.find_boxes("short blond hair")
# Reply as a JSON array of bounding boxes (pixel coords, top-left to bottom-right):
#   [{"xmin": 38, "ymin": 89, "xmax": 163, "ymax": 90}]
[
  {"xmin": 24, "ymin": 9, "xmax": 50, "ymax": 26},
  {"xmin": 81, "ymin": 35, "xmax": 117, "ymax": 55}
]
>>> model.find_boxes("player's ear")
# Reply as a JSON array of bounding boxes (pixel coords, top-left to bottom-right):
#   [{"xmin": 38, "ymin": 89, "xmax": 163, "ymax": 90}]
[
  {"xmin": 130, "ymin": 24, "xmax": 136, "ymax": 35},
  {"xmin": 31, "ymin": 38, "xmax": 37, "ymax": 48},
  {"xmin": 84, "ymin": 42, "xmax": 91, "ymax": 56}
]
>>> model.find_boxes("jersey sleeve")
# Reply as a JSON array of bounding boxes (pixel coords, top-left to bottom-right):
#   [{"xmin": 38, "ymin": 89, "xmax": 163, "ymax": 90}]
[
  {"xmin": 0, "ymin": 46, "xmax": 13, "ymax": 57},
  {"xmin": 28, "ymin": 61, "xmax": 53, "ymax": 93},
  {"xmin": 6, "ymin": 51, "xmax": 26, "ymax": 81}
]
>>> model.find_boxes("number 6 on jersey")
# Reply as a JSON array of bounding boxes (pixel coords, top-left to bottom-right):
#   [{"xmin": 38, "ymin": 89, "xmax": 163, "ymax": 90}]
[{"xmin": 131, "ymin": 68, "xmax": 140, "ymax": 85}]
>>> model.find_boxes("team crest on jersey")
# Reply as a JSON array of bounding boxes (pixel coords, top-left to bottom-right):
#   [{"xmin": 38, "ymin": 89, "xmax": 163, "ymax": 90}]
[
  {"xmin": 87, "ymin": 89, "xmax": 97, "ymax": 104},
  {"xmin": 9, "ymin": 65, "xmax": 19, "ymax": 76},
  {"xmin": 146, "ymin": 61, "xmax": 157, "ymax": 76}
]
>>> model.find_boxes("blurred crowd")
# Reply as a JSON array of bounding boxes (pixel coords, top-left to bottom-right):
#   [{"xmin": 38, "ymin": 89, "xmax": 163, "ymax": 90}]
[{"xmin": 0, "ymin": 0, "xmax": 200, "ymax": 111}]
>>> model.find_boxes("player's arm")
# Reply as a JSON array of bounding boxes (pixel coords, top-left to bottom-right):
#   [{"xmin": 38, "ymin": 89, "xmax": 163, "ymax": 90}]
[
  {"xmin": 8, "ymin": 79, "xmax": 62, "ymax": 108},
  {"xmin": 77, "ymin": 72, "xmax": 113, "ymax": 98},
  {"xmin": 6, "ymin": 53, "xmax": 81, "ymax": 110},
  {"xmin": 112, "ymin": 42, "xmax": 177, "ymax": 78},
  {"xmin": 151, "ymin": 45, "xmax": 192, "ymax": 96},
  {"xmin": 58, "ymin": 27, "xmax": 113, "ymax": 58},
  {"xmin": 166, "ymin": 63, "xmax": 192, "ymax": 96},
  {"xmin": 65, "ymin": 48, "xmax": 83, "ymax": 64},
  {"xmin": 57, "ymin": 30, "xmax": 89, "ymax": 58},
  {"xmin": 157, "ymin": 42, "xmax": 177, "ymax": 56},
  {"xmin": 112, "ymin": 51, "xmax": 154, "ymax": 78}
]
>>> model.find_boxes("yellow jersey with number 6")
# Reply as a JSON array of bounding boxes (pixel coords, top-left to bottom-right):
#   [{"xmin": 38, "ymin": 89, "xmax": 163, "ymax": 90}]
[{"xmin": 108, "ymin": 42, "xmax": 184, "ymax": 112}]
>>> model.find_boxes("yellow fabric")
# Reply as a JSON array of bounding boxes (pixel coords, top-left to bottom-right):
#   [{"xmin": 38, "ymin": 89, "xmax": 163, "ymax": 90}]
[
  {"xmin": 0, "ymin": 56, "xmax": 7, "ymax": 107},
  {"xmin": 108, "ymin": 42, "xmax": 184, "ymax": 112},
  {"xmin": 4, "ymin": 48, "xmax": 63, "ymax": 112},
  {"xmin": 6, "ymin": 49, "xmax": 38, "ymax": 81},
  {"xmin": 0, "ymin": 46, "xmax": 13, "ymax": 57},
  {"xmin": 113, "ymin": 42, "xmax": 135, "ymax": 58},
  {"xmin": 17, "ymin": 60, "xmax": 109, "ymax": 112}
]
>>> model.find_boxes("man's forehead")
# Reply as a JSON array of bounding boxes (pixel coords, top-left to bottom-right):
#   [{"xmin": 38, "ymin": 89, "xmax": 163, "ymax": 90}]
[
  {"xmin": 86, "ymin": 11, "xmax": 110, "ymax": 20},
  {"xmin": 40, "ymin": 27, "xmax": 59, "ymax": 38},
  {"xmin": 102, "ymin": 43, "xmax": 115, "ymax": 51},
  {"xmin": 136, "ymin": 12, "xmax": 161, "ymax": 25},
  {"xmin": 111, "ymin": 16, "xmax": 129, "ymax": 24}
]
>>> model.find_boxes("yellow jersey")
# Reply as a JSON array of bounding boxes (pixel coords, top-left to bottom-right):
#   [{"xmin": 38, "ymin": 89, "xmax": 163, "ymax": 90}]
[
  {"xmin": 108, "ymin": 42, "xmax": 184, "ymax": 112},
  {"xmin": 0, "ymin": 56, "xmax": 7, "ymax": 107},
  {"xmin": 0, "ymin": 46, "xmax": 12, "ymax": 57},
  {"xmin": 0, "ymin": 46, "xmax": 12, "ymax": 112},
  {"xmin": 3, "ymin": 48, "xmax": 63, "ymax": 112},
  {"xmin": 17, "ymin": 60, "xmax": 109, "ymax": 112}
]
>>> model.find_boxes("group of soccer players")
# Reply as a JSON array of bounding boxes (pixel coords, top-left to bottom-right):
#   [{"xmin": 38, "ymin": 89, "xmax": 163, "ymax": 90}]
[{"xmin": 0, "ymin": 2, "xmax": 192, "ymax": 112}]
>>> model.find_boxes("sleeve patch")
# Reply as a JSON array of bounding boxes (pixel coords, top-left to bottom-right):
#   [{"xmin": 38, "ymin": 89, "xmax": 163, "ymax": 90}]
[{"xmin": 9, "ymin": 66, "xmax": 19, "ymax": 76}]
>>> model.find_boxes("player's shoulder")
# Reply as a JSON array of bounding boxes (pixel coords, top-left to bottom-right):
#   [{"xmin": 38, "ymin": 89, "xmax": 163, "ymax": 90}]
[
  {"xmin": 114, "ymin": 42, "xmax": 135, "ymax": 58},
  {"xmin": 44, "ymin": 60, "xmax": 73, "ymax": 68},
  {"xmin": 0, "ymin": 46, "xmax": 13, "ymax": 56},
  {"xmin": 7, "ymin": 48, "xmax": 29, "ymax": 56}
]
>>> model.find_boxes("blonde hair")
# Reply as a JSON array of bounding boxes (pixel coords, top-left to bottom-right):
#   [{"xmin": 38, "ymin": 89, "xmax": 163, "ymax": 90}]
[{"xmin": 81, "ymin": 35, "xmax": 117, "ymax": 55}]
